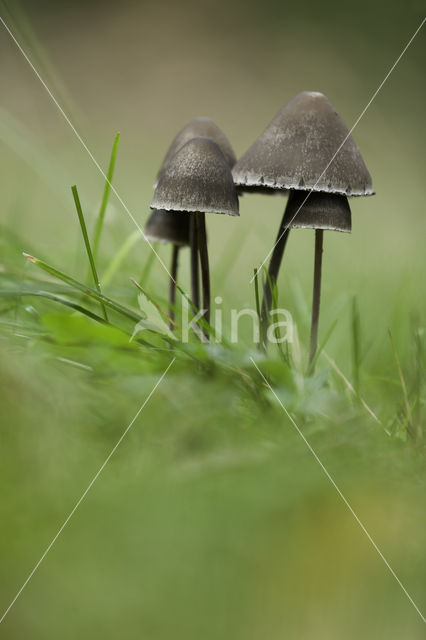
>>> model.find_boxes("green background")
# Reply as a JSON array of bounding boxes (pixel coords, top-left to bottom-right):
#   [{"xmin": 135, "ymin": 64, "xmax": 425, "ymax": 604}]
[{"xmin": 0, "ymin": 1, "xmax": 425, "ymax": 638}]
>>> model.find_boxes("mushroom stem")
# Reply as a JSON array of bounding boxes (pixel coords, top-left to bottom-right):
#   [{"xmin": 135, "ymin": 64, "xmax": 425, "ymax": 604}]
[
  {"xmin": 309, "ymin": 229, "xmax": 324, "ymax": 370},
  {"xmin": 196, "ymin": 212, "xmax": 211, "ymax": 331},
  {"xmin": 189, "ymin": 214, "xmax": 200, "ymax": 310},
  {"xmin": 260, "ymin": 198, "xmax": 291, "ymax": 349},
  {"xmin": 169, "ymin": 244, "xmax": 179, "ymax": 330}
]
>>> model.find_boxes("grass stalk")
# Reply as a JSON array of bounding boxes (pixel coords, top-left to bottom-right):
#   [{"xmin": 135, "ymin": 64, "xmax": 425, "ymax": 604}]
[
  {"xmin": 102, "ymin": 230, "xmax": 140, "ymax": 287},
  {"xmin": 91, "ymin": 133, "xmax": 120, "ymax": 263},
  {"xmin": 72, "ymin": 185, "xmax": 108, "ymax": 321},
  {"xmin": 169, "ymin": 245, "xmax": 179, "ymax": 330},
  {"xmin": 139, "ymin": 243, "xmax": 158, "ymax": 287},
  {"xmin": 253, "ymin": 267, "xmax": 261, "ymax": 333},
  {"xmin": 307, "ymin": 317, "xmax": 337, "ymax": 376},
  {"xmin": 388, "ymin": 328, "xmax": 414, "ymax": 438},
  {"xmin": 351, "ymin": 296, "xmax": 361, "ymax": 395}
]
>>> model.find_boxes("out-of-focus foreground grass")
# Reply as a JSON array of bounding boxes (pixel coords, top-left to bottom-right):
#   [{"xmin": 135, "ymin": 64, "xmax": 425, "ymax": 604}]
[
  {"xmin": 0, "ymin": 328, "xmax": 425, "ymax": 639},
  {"xmin": 0, "ymin": 0, "xmax": 425, "ymax": 638}
]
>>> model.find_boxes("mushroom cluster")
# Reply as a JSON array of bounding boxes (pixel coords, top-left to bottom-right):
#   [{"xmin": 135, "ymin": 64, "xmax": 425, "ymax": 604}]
[{"xmin": 147, "ymin": 92, "xmax": 373, "ymax": 361}]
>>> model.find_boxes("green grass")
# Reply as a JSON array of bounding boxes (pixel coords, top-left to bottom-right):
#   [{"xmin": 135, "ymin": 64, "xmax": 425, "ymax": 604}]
[
  {"xmin": 1, "ymin": 0, "xmax": 425, "ymax": 634},
  {"xmin": 90, "ymin": 133, "xmax": 120, "ymax": 265},
  {"xmin": 0, "ymin": 140, "xmax": 425, "ymax": 639}
]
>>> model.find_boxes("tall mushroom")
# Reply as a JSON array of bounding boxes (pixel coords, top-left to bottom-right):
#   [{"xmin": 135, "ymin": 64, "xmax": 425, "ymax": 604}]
[
  {"xmin": 145, "ymin": 208, "xmax": 190, "ymax": 328},
  {"xmin": 283, "ymin": 190, "xmax": 351, "ymax": 368},
  {"xmin": 233, "ymin": 91, "xmax": 373, "ymax": 354},
  {"xmin": 155, "ymin": 117, "xmax": 236, "ymax": 310},
  {"xmin": 151, "ymin": 136, "xmax": 239, "ymax": 332}
]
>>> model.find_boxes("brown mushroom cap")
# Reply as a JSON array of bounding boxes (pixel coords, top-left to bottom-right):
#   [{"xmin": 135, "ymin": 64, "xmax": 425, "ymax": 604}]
[
  {"xmin": 151, "ymin": 137, "xmax": 239, "ymax": 217},
  {"xmin": 158, "ymin": 117, "xmax": 236, "ymax": 182},
  {"xmin": 145, "ymin": 209, "xmax": 190, "ymax": 246},
  {"xmin": 233, "ymin": 91, "xmax": 373, "ymax": 197},
  {"xmin": 284, "ymin": 190, "xmax": 351, "ymax": 233}
]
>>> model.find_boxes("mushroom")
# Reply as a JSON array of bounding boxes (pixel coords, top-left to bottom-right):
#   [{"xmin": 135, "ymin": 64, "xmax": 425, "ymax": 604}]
[
  {"xmin": 155, "ymin": 117, "xmax": 236, "ymax": 313},
  {"xmin": 145, "ymin": 209, "xmax": 191, "ymax": 328},
  {"xmin": 151, "ymin": 136, "xmax": 239, "ymax": 332},
  {"xmin": 283, "ymin": 190, "xmax": 351, "ymax": 368},
  {"xmin": 233, "ymin": 91, "xmax": 373, "ymax": 354},
  {"xmin": 157, "ymin": 117, "xmax": 236, "ymax": 184}
]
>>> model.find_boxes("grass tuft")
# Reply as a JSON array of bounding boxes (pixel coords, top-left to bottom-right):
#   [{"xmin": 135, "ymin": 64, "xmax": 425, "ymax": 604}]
[{"xmin": 22, "ymin": 252, "xmax": 146, "ymax": 324}]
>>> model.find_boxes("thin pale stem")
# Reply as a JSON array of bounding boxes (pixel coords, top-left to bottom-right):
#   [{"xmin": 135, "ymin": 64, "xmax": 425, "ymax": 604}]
[
  {"xmin": 169, "ymin": 244, "xmax": 179, "ymax": 330},
  {"xmin": 309, "ymin": 229, "xmax": 324, "ymax": 370},
  {"xmin": 189, "ymin": 214, "xmax": 200, "ymax": 310},
  {"xmin": 196, "ymin": 212, "xmax": 210, "ymax": 330}
]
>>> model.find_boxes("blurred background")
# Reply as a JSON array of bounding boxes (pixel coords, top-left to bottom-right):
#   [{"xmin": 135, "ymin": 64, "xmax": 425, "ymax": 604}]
[
  {"xmin": 0, "ymin": 0, "xmax": 425, "ymax": 352},
  {"xmin": 0, "ymin": 0, "xmax": 425, "ymax": 638}
]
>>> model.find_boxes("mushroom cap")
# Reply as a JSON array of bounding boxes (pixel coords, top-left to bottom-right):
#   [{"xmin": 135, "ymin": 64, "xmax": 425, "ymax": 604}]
[
  {"xmin": 151, "ymin": 137, "xmax": 239, "ymax": 216},
  {"xmin": 158, "ymin": 117, "xmax": 236, "ymax": 181},
  {"xmin": 233, "ymin": 91, "xmax": 373, "ymax": 197},
  {"xmin": 145, "ymin": 209, "xmax": 190, "ymax": 246},
  {"xmin": 284, "ymin": 190, "xmax": 351, "ymax": 233}
]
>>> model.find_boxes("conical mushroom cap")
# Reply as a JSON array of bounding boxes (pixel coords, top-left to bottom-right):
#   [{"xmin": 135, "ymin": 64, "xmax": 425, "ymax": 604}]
[
  {"xmin": 151, "ymin": 137, "xmax": 239, "ymax": 216},
  {"xmin": 158, "ymin": 117, "xmax": 236, "ymax": 181},
  {"xmin": 233, "ymin": 92, "xmax": 373, "ymax": 197},
  {"xmin": 145, "ymin": 209, "xmax": 190, "ymax": 246},
  {"xmin": 284, "ymin": 190, "xmax": 351, "ymax": 233}
]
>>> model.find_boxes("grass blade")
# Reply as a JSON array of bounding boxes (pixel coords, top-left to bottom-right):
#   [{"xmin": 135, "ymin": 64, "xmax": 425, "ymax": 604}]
[
  {"xmin": 323, "ymin": 351, "xmax": 382, "ymax": 426},
  {"xmin": 72, "ymin": 185, "xmax": 108, "ymax": 321},
  {"xmin": 307, "ymin": 318, "xmax": 338, "ymax": 376},
  {"xmin": 23, "ymin": 253, "xmax": 146, "ymax": 323},
  {"xmin": 0, "ymin": 289, "xmax": 107, "ymax": 323},
  {"xmin": 139, "ymin": 245, "xmax": 157, "ymax": 287},
  {"xmin": 91, "ymin": 132, "xmax": 120, "ymax": 261},
  {"xmin": 388, "ymin": 328, "xmax": 414, "ymax": 438},
  {"xmin": 102, "ymin": 230, "xmax": 140, "ymax": 287},
  {"xmin": 253, "ymin": 268, "xmax": 261, "ymax": 324},
  {"xmin": 351, "ymin": 296, "xmax": 361, "ymax": 395}
]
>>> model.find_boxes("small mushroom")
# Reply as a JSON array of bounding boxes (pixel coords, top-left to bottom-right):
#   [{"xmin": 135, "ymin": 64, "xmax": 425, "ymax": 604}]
[
  {"xmin": 155, "ymin": 117, "xmax": 236, "ymax": 312},
  {"xmin": 233, "ymin": 91, "xmax": 372, "ymax": 352},
  {"xmin": 145, "ymin": 209, "xmax": 190, "ymax": 327},
  {"xmin": 157, "ymin": 117, "xmax": 236, "ymax": 185},
  {"xmin": 283, "ymin": 190, "xmax": 351, "ymax": 367},
  {"xmin": 151, "ymin": 136, "xmax": 239, "ymax": 331}
]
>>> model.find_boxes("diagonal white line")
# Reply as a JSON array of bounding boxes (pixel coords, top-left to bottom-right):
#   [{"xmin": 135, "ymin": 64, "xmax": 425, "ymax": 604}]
[
  {"xmin": 322, "ymin": 351, "xmax": 382, "ymax": 426},
  {"xmin": 250, "ymin": 357, "xmax": 426, "ymax": 624},
  {"xmin": 0, "ymin": 16, "xmax": 174, "ymax": 284},
  {"xmin": 250, "ymin": 17, "xmax": 426, "ymax": 283},
  {"xmin": 0, "ymin": 358, "xmax": 175, "ymax": 626}
]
